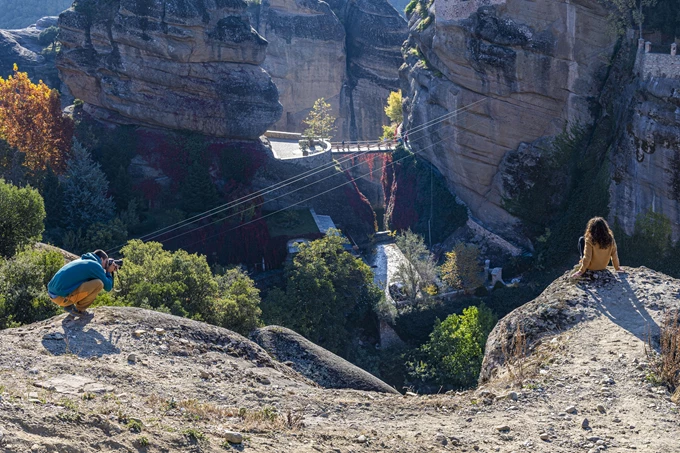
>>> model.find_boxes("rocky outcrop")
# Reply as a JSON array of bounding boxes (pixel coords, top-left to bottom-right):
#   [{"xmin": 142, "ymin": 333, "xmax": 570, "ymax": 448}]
[
  {"xmin": 0, "ymin": 17, "xmax": 63, "ymax": 90},
  {"xmin": 249, "ymin": 0, "xmax": 407, "ymax": 140},
  {"xmin": 610, "ymin": 75, "xmax": 680, "ymax": 241},
  {"xmin": 251, "ymin": 325, "xmax": 399, "ymax": 393},
  {"xmin": 401, "ymin": 0, "xmax": 616, "ymax": 243},
  {"xmin": 57, "ymin": 0, "xmax": 282, "ymax": 139},
  {"xmin": 479, "ymin": 266, "xmax": 680, "ymax": 383}
]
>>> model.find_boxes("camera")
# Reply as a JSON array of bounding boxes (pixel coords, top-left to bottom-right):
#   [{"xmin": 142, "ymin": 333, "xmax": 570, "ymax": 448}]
[{"xmin": 107, "ymin": 258, "xmax": 124, "ymax": 269}]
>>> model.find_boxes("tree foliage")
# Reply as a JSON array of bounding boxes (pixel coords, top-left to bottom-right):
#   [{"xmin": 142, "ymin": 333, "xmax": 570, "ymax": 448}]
[
  {"xmin": 303, "ymin": 98, "xmax": 336, "ymax": 140},
  {"xmin": 61, "ymin": 141, "xmax": 115, "ymax": 230},
  {"xmin": 0, "ymin": 65, "xmax": 73, "ymax": 173},
  {"xmin": 0, "ymin": 248, "xmax": 63, "ymax": 329},
  {"xmin": 600, "ymin": 0, "xmax": 658, "ymax": 36},
  {"xmin": 394, "ymin": 229, "xmax": 437, "ymax": 306},
  {"xmin": 38, "ymin": 26, "xmax": 58, "ymax": 48},
  {"xmin": 441, "ymin": 243, "xmax": 485, "ymax": 292},
  {"xmin": 384, "ymin": 90, "xmax": 403, "ymax": 125},
  {"xmin": 263, "ymin": 232, "xmax": 382, "ymax": 355},
  {"xmin": 411, "ymin": 304, "xmax": 496, "ymax": 389},
  {"xmin": 0, "ymin": 179, "xmax": 45, "ymax": 257},
  {"xmin": 212, "ymin": 267, "xmax": 263, "ymax": 335},
  {"xmin": 114, "ymin": 240, "xmax": 262, "ymax": 333}
]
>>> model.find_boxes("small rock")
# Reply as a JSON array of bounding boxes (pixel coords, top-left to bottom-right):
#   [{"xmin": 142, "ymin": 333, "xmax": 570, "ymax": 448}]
[
  {"xmin": 127, "ymin": 354, "xmax": 137, "ymax": 364},
  {"xmin": 539, "ymin": 433, "xmax": 550, "ymax": 441},
  {"xmin": 44, "ymin": 332, "xmax": 64, "ymax": 341},
  {"xmin": 223, "ymin": 430, "xmax": 243, "ymax": 444},
  {"xmin": 31, "ymin": 445, "xmax": 40, "ymax": 452},
  {"xmin": 200, "ymin": 370, "xmax": 211, "ymax": 379},
  {"xmin": 581, "ymin": 418, "xmax": 590, "ymax": 430},
  {"xmin": 133, "ymin": 330, "xmax": 146, "ymax": 338},
  {"xmin": 496, "ymin": 425, "xmax": 510, "ymax": 432},
  {"xmin": 587, "ymin": 436, "xmax": 600, "ymax": 442},
  {"xmin": 506, "ymin": 391, "xmax": 518, "ymax": 401},
  {"xmin": 28, "ymin": 368, "xmax": 39, "ymax": 375},
  {"xmin": 0, "ymin": 430, "xmax": 4, "ymax": 442},
  {"xmin": 565, "ymin": 405, "xmax": 577, "ymax": 414},
  {"xmin": 357, "ymin": 435, "xmax": 367, "ymax": 443},
  {"xmin": 405, "ymin": 391, "xmax": 417, "ymax": 397},
  {"xmin": 154, "ymin": 328, "xmax": 165, "ymax": 335},
  {"xmin": 434, "ymin": 433, "xmax": 447, "ymax": 445},
  {"xmin": 28, "ymin": 392, "xmax": 39, "ymax": 399},
  {"xmin": 597, "ymin": 404, "xmax": 606, "ymax": 413}
]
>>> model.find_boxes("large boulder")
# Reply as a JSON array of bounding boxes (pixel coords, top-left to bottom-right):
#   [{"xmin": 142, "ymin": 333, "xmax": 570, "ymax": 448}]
[
  {"xmin": 251, "ymin": 325, "xmax": 399, "ymax": 394},
  {"xmin": 57, "ymin": 0, "xmax": 282, "ymax": 139}
]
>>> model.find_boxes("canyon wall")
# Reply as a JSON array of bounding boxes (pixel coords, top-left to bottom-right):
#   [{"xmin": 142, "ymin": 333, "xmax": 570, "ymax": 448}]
[
  {"xmin": 57, "ymin": 0, "xmax": 282, "ymax": 139},
  {"xmin": 401, "ymin": 0, "xmax": 616, "ymax": 244},
  {"xmin": 250, "ymin": 0, "xmax": 408, "ymax": 141}
]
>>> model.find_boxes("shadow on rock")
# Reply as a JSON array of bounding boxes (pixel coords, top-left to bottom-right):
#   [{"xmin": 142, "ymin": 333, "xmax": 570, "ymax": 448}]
[
  {"xmin": 41, "ymin": 315, "xmax": 121, "ymax": 358},
  {"xmin": 584, "ymin": 271, "xmax": 659, "ymax": 343}
]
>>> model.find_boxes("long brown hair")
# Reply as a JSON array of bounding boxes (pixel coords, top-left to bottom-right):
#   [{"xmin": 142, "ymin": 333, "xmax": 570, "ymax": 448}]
[{"xmin": 584, "ymin": 217, "xmax": 614, "ymax": 249}]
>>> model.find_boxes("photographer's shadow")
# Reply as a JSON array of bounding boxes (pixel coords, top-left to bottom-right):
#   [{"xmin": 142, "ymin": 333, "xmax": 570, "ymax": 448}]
[{"xmin": 42, "ymin": 315, "xmax": 121, "ymax": 358}]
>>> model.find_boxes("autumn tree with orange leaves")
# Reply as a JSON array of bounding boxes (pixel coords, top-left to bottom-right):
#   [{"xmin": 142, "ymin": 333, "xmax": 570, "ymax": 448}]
[{"xmin": 0, "ymin": 65, "xmax": 73, "ymax": 173}]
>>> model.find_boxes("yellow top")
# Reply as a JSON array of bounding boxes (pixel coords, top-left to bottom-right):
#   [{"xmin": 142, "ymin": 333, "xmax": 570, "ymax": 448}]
[{"xmin": 578, "ymin": 239, "xmax": 620, "ymax": 273}]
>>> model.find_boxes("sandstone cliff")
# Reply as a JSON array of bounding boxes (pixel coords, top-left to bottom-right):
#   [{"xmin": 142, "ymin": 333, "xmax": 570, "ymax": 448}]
[
  {"xmin": 0, "ymin": 17, "xmax": 62, "ymax": 90},
  {"xmin": 610, "ymin": 73, "xmax": 680, "ymax": 241},
  {"xmin": 57, "ymin": 0, "xmax": 282, "ymax": 139},
  {"xmin": 250, "ymin": 0, "xmax": 408, "ymax": 140},
  {"xmin": 401, "ymin": 0, "xmax": 616, "ymax": 243}
]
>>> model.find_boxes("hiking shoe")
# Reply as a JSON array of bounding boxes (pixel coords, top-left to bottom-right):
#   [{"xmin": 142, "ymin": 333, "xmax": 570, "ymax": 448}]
[{"xmin": 63, "ymin": 304, "xmax": 78, "ymax": 315}]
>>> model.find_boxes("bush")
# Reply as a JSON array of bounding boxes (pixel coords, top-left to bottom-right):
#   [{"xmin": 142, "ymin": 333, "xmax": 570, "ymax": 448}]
[
  {"xmin": 111, "ymin": 240, "xmax": 263, "ymax": 332},
  {"xmin": 115, "ymin": 240, "xmax": 218, "ymax": 320},
  {"xmin": 212, "ymin": 267, "xmax": 263, "ymax": 335},
  {"xmin": 262, "ymin": 232, "xmax": 382, "ymax": 356},
  {"xmin": 410, "ymin": 304, "xmax": 496, "ymax": 390},
  {"xmin": 0, "ymin": 248, "xmax": 64, "ymax": 328},
  {"xmin": 0, "ymin": 179, "xmax": 45, "ymax": 257},
  {"xmin": 38, "ymin": 26, "xmax": 58, "ymax": 47},
  {"xmin": 441, "ymin": 243, "xmax": 485, "ymax": 292}
]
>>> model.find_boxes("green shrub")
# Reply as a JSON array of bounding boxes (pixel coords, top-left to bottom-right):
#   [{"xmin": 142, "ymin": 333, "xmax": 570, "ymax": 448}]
[
  {"xmin": 0, "ymin": 179, "xmax": 45, "ymax": 257},
  {"xmin": 404, "ymin": 0, "xmax": 418, "ymax": 16},
  {"xmin": 262, "ymin": 232, "xmax": 382, "ymax": 356},
  {"xmin": 409, "ymin": 304, "xmax": 496, "ymax": 389},
  {"xmin": 0, "ymin": 248, "xmax": 64, "ymax": 328},
  {"xmin": 212, "ymin": 267, "xmax": 263, "ymax": 335},
  {"xmin": 116, "ymin": 240, "xmax": 218, "ymax": 320},
  {"xmin": 38, "ymin": 26, "xmax": 58, "ymax": 47},
  {"xmin": 110, "ymin": 240, "xmax": 263, "ymax": 331}
]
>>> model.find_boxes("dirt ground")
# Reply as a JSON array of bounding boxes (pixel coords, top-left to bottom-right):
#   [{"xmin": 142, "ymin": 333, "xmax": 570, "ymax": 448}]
[{"xmin": 0, "ymin": 267, "xmax": 678, "ymax": 452}]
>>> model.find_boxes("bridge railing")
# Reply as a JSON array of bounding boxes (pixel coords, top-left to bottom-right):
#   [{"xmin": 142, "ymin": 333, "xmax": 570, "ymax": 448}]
[{"xmin": 330, "ymin": 139, "xmax": 400, "ymax": 152}]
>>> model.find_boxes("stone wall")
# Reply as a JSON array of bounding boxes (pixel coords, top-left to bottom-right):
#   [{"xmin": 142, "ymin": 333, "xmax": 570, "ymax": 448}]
[{"xmin": 635, "ymin": 40, "xmax": 680, "ymax": 80}]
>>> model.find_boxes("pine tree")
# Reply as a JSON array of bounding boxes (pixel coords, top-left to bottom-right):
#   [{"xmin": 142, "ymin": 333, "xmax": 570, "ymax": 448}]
[
  {"xmin": 303, "ymin": 98, "xmax": 336, "ymax": 140},
  {"xmin": 60, "ymin": 141, "xmax": 115, "ymax": 230},
  {"xmin": 180, "ymin": 135, "xmax": 218, "ymax": 214},
  {"xmin": 41, "ymin": 165, "xmax": 64, "ymax": 230}
]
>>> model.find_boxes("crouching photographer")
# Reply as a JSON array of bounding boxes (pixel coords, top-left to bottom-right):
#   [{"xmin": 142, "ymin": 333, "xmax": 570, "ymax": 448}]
[{"xmin": 47, "ymin": 249, "xmax": 122, "ymax": 316}]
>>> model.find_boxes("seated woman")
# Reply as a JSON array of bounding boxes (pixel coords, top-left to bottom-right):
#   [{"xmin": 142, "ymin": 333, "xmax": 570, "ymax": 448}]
[{"xmin": 571, "ymin": 217, "xmax": 621, "ymax": 278}]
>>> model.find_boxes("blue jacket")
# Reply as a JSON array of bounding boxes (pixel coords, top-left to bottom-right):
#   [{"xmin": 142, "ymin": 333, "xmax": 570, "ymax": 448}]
[{"xmin": 47, "ymin": 252, "xmax": 114, "ymax": 298}]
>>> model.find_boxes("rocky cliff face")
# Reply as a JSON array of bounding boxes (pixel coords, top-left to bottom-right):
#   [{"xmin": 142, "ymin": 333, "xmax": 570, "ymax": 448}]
[
  {"xmin": 610, "ymin": 75, "xmax": 680, "ymax": 241},
  {"xmin": 250, "ymin": 0, "xmax": 407, "ymax": 140},
  {"xmin": 401, "ymin": 0, "xmax": 616, "ymax": 243},
  {"xmin": 57, "ymin": 0, "xmax": 282, "ymax": 139},
  {"xmin": 0, "ymin": 17, "xmax": 63, "ymax": 90}
]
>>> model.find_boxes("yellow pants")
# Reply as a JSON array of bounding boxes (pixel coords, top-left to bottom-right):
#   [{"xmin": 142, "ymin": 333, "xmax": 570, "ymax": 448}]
[{"xmin": 51, "ymin": 279, "xmax": 104, "ymax": 311}]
